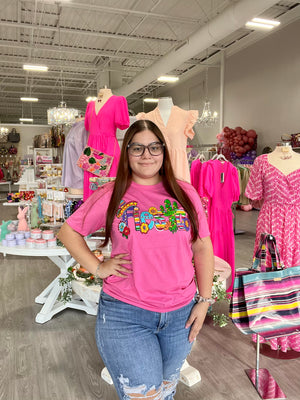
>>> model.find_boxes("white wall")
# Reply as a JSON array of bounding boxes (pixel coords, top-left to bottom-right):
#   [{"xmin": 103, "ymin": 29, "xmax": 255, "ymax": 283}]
[
  {"xmin": 3, "ymin": 124, "xmax": 51, "ymax": 158},
  {"xmin": 145, "ymin": 19, "xmax": 300, "ymax": 154}
]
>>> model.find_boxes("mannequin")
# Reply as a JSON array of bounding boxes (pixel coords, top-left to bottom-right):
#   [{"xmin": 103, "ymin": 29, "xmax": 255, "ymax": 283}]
[
  {"xmin": 268, "ymin": 142, "xmax": 300, "ymax": 175},
  {"xmin": 136, "ymin": 97, "xmax": 198, "ymax": 182},
  {"xmin": 157, "ymin": 97, "xmax": 174, "ymax": 126},
  {"xmin": 245, "ymin": 142, "xmax": 300, "ymax": 352},
  {"xmin": 95, "ymin": 87, "xmax": 113, "ymax": 114},
  {"xmin": 84, "ymin": 87, "xmax": 130, "ymax": 200}
]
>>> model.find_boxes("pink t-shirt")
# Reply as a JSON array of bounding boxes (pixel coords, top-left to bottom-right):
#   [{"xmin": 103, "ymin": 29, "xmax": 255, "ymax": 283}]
[{"xmin": 67, "ymin": 180, "xmax": 210, "ymax": 312}]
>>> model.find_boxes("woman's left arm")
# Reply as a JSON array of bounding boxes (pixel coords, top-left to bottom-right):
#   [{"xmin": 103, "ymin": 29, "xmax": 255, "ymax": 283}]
[{"xmin": 185, "ymin": 236, "xmax": 214, "ymax": 343}]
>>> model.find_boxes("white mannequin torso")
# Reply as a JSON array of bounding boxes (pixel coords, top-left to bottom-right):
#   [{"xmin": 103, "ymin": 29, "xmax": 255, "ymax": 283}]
[
  {"xmin": 95, "ymin": 88, "xmax": 113, "ymax": 114},
  {"xmin": 267, "ymin": 144, "xmax": 300, "ymax": 175},
  {"xmin": 157, "ymin": 97, "xmax": 174, "ymax": 126}
]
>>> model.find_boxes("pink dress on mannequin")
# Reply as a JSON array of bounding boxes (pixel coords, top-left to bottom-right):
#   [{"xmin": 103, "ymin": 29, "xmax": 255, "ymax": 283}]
[
  {"xmin": 136, "ymin": 106, "xmax": 198, "ymax": 183},
  {"xmin": 199, "ymin": 160, "xmax": 240, "ymax": 292},
  {"xmin": 84, "ymin": 96, "xmax": 129, "ymax": 200},
  {"xmin": 245, "ymin": 153, "xmax": 300, "ymax": 352}
]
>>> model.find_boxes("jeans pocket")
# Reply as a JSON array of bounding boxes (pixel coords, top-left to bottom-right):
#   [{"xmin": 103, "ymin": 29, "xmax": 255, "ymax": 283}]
[{"xmin": 100, "ymin": 291, "xmax": 120, "ymax": 303}]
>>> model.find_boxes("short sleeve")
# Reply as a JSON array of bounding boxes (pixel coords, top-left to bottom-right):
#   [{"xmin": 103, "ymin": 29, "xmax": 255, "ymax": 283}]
[
  {"xmin": 66, "ymin": 182, "xmax": 114, "ymax": 236},
  {"xmin": 190, "ymin": 160, "xmax": 201, "ymax": 193},
  {"xmin": 231, "ymin": 165, "xmax": 241, "ymax": 202},
  {"xmin": 245, "ymin": 156, "xmax": 264, "ymax": 201},
  {"xmin": 199, "ymin": 161, "xmax": 214, "ymax": 199},
  {"xmin": 136, "ymin": 112, "xmax": 147, "ymax": 120},
  {"xmin": 179, "ymin": 181, "xmax": 210, "ymax": 238},
  {"xmin": 184, "ymin": 110, "xmax": 198, "ymax": 139},
  {"xmin": 115, "ymin": 96, "xmax": 130, "ymax": 130},
  {"xmin": 84, "ymin": 102, "xmax": 92, "ymax": 132}
]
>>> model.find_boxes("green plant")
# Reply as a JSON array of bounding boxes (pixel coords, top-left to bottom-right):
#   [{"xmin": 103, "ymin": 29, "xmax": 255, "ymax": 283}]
[
  {"xmin": 208, "ymin": 274, "xmax": 231, "ymax": 327},
  {"xmin": 59, "ymin": 265, "xmax": 103, "ymax": 303}
]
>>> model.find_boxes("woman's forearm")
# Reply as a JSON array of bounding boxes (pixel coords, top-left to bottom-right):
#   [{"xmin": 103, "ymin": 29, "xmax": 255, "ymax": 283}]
[{"xmin": 192, "ymin": 236, "xmax": 215, "ymax": 298}]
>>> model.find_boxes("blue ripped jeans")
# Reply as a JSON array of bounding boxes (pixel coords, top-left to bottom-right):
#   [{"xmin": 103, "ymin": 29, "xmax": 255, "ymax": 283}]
[{"xmin": 95, "ymin": 291, "xmax": 195, "ymax": 400}]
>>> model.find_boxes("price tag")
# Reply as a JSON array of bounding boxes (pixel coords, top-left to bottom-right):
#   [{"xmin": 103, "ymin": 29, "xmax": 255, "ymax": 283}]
[{"xmin": 220, "ymin": 172, "xmax": 224, "ymax": 183}]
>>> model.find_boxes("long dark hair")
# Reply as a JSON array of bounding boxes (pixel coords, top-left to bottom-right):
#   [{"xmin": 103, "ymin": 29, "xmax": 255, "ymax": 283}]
[{"xmin": 102, "ymin": 119, "xmax": 199, "ymax": 246}]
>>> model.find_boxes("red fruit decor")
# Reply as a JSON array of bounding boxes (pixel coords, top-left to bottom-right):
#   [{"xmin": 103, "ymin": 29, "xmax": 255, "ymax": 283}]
[{"xmin": 217, "ymin": 126, "xmax": 257, "ymax": 161}]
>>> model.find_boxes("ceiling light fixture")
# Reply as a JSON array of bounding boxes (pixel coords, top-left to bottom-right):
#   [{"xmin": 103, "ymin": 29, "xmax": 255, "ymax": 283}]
[
  {"xmin": 19, "ymin": 118, "xmax": 34, "ymax": 122},
  {"xmin": 48, "ymin": 101, "xmax": 79, "ymax": 126},
  {"xmin": 20, "ymin": 97, "xmax": 39, "ymax": 102},
  {"xmin": 23, "ymin": 64, "xmax": 49, "ymax": 72},
  {"xmin": 157, "ymin": 76, "xmax": 179, "ymax": 83},
  {"xmin": 245, "ymin": 18, "xmax": 280, "ymax": 30},
  {"xmin": 143, "ymin": 98, "xmax": 159, "ymax": 103},
  {"xmin": 47, "ymin": 23, "xmax": 78, "ymax": 126},
  {"xmin": 197, "ymin": 66, "xmax": 218, "ymax": 128},
  {"xmin": 252, "ymin": 18, "xmax": 280, "ymax": 26},
  {"xmin": 86, "ymin": 96, "xmax": 97, "ymax": 102}
]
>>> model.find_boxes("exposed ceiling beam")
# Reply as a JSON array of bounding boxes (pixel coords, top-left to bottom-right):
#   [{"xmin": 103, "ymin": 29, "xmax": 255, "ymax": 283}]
[
  {"xmin": 0, "ymin": 20, "xmax": 178, "ymax": 43},
  {"xmin": 116, "ymin": 0, "xmax": 281, "ymax": 97},
  {"xmin": 21, "ymin": 0, "xmax": 201, "ymax": 24},
  {"xmin": 0, "ymin": 39, "xmax": 159, "ymax": 61}
]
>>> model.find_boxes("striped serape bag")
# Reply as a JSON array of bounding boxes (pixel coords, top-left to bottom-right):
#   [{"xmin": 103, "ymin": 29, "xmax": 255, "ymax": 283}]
[{"xmin": 230, "ymin": 233, "xmax": 300, "ymax": 338}]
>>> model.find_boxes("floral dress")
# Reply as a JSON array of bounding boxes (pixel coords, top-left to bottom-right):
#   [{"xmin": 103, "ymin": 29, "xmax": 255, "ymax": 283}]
[{"xmin": 245, "ymin": 154, "xmax": 300, "ymax": 351}]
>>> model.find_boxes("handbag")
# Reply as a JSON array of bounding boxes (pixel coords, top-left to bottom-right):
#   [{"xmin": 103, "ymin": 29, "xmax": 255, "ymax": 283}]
[
  {"xmin": 230, "ymin": 233, "xmax": 300, "ymax": 338},
  {"xmin": 0, "ymin": 128, "xmax": 9, "ymax": 143},
  {"xmin": 8, "ymin": 128, "xmax": 20, "ymax": 143},
  {"xmin": 228, "ymin": 233, "xmax": 271, "ymax": 335},
  {"xmin": 77, "ymin": 146, "xmax": 113, "ymax": 177}
]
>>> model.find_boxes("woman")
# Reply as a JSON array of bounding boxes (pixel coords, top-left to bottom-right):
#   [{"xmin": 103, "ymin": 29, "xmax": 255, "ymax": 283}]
[{"xmin": 58, "ymin": 120, "xmax": 214, "ymax": 400}]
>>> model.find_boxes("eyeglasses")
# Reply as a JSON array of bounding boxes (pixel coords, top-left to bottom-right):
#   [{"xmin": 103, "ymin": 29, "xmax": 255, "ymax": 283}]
[{"xmin": 127, "ymin": 142, "xmax": 165, "ymax": 157}]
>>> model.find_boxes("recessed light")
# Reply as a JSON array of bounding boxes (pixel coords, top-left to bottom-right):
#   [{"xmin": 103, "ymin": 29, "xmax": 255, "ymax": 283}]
[
  {"xmin": 252, "ymin": 18, "xmax": 280, "ymax": 27},
  {"xmin": 143, "ymin": 98, "xmax": 159, "ymax": 103},
  {"xmin": 157, "ymin": 76, "xmax": 179, "ymax": 83},
  {"xmin": 19, "ymin": 118, "xmax": 34, "ymax": 122},
  {"xmin": 23, "ymin": 64, "xmax": 48, "ymax": 72},
  {"xmin": 20, "ymin": 97, "xmax": 39, "ymax": 102},
  {"xmin": 86, "ymin": 96, "xmax": 97, "ymax": 102}
]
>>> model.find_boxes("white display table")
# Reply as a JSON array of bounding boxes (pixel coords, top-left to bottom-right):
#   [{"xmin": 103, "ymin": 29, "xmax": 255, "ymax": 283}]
[{"xmin": 0, "ymin": 239, "xmax": 102, "ymax": 324}]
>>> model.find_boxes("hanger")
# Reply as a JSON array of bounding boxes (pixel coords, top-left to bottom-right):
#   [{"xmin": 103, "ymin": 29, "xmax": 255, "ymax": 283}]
[
  {"xmin": 211, "ymin": 153, "xmax": 227, "ymax": 162},
  {"xmin": 217, "ymin": 154, "xmax": 227, "ymax": 162}
]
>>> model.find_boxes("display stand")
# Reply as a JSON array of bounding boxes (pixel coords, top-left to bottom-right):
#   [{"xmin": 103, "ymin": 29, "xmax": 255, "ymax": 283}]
[
  {"xmin": 245, "ymin": 334, "xmax": 286, "ymax": 400},
  {"xmin": 0, "ymin": 240, "xmax": 100, "ymax": 323}
]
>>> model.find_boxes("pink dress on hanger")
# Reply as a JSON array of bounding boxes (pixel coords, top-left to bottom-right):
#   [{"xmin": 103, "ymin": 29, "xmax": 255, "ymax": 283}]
[
  {"xmin": 200, "ymin": 159, "xmax": 240, "ymax": 292},
  {"xmin": 245, "ymin": 153, "xmax": 300, "ymax": 352},
  {"xmin": 136, "ymin": 106, "xmax": 198, "ymax": 183},
  {"xmin": 84, "ymin": 96, "xmax": 129, "ymax": 200}
]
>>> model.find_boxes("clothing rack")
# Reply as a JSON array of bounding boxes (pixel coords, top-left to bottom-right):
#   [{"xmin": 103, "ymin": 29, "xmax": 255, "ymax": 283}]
[
  {"xmin": 187, "ymin": 144, "xmax": 217, "ymax": 162},
  {"xmin": 245, "ymin": 334, "xmax": 286, "ymax": 399}
]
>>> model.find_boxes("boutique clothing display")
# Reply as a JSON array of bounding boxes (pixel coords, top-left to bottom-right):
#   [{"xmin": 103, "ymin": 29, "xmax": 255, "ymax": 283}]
[
  {"xmin": 61, "ymin": 120, "xmax": 89, "ymax": 189},
  {"xmin": 84, "ymin": 96, "xmax": 130, "ymax": 200},
  {"xmin": 245, "ymin": 153, "xmax": 300, "ymax": 351},
  {"xmin": 67, "ymin": 180, "xmax": 210, "ymax": 312},
  {"xmin": 136, "ymin": 106, "xmax": 198, "ymax": 183},
  {"xmin": 245, "ymin": 154, "xmax": 300, "ymax": 269},
  {"xmin": 192, "ymin": 159, "xmax": 240, "ymax": 292}
]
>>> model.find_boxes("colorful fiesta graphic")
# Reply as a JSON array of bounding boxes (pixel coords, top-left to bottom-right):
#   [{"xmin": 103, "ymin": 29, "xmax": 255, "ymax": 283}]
[{"xmin": 117, "ymin": 199, "xmax": 190, "ymax": 239}]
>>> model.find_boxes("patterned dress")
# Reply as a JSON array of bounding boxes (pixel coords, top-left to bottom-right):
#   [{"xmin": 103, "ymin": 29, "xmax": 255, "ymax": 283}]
[{"xmin": 245, "ymin": 154, "xmax": 300, "ymax": 351}]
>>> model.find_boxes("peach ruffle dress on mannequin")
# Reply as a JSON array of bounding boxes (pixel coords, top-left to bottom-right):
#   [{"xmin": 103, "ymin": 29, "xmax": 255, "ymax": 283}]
[{"xmin": 136, "ymin": 100, "xmax": 198, "ymax": 183}]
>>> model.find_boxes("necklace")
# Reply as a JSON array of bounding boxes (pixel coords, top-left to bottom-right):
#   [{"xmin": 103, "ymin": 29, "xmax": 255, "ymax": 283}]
[{"xmin": 280, "ymin": 153, "xmax": 292, "ymax": 160}]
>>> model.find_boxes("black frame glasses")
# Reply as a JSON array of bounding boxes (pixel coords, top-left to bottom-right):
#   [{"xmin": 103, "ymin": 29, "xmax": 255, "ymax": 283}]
[{"xmin": 127, "ymin": 142, "xmax": 165, "ymax": 157}]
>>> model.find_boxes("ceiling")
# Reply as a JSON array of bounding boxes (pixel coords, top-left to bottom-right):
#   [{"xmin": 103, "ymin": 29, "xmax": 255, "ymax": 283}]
[{"xmin": 0, "ymin": 0, "xmax": 300, "ymax": 125}]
